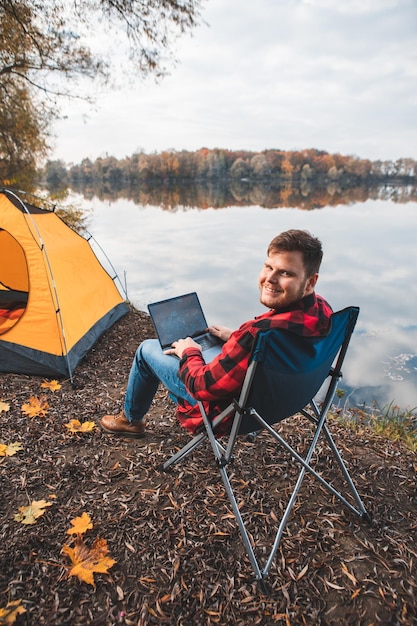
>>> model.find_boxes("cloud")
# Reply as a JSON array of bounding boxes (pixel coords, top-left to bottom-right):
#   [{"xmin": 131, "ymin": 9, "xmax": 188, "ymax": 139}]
[{"xmin": 52, "ymin": 0, "xmax": 417, "ymax": 163}]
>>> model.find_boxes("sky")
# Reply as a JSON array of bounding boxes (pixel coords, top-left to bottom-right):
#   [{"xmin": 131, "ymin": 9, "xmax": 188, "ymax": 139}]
[{"xmin": 51, "ymin": 0, "xmax": 417, "ymax": 165}]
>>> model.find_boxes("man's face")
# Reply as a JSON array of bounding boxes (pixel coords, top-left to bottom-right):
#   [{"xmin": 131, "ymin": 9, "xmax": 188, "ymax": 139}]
[{"xmin": 258, "ymin": 250, "xmax": 318, "ymax": 310}]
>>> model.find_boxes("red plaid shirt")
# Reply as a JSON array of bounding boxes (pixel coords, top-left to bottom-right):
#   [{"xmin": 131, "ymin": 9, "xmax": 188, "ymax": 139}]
[{"xmin": 176, "ymin": 292, "xmax": 332, "ymax": 433}]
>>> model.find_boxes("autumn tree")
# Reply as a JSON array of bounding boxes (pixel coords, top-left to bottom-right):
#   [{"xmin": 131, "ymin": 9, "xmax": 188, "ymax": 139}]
[
  {"xmin": 61, "ymin": 148, "xmax": 417, "ymax": 194},
  {"xmin": 250, "ymin": 153, "xmax": 270, "ymax": 178},
  {"xmin": 0, "ymin": 78, "xmax": 48, "ymax": 185},
  {"xmin": 44, "ymin": 159, "xmax": 68, "ymax": 191},
  {"xmin": 0, "ymin": 0, "xmax": 203, "ymax": 186},
  {"xmin": 230, "ymin": 157, "xmax": 250, "ymax": 180},
  {"xmin": 281, "ymin": 156, "xmax": 294, "ymax": 178}
]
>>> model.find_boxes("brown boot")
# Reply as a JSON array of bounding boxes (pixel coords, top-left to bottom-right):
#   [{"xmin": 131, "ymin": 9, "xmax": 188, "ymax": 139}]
[{"xmin": 100, "ymin": 411, "xmax": 146, "ymax": 439}]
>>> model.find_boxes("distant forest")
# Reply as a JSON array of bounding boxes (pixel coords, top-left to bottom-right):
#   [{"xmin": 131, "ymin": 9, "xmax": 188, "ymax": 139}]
[
  {"xmin": 45, "ymin": 148, "xmax": 417, "ymax": 189},
  {"xmin": 42, "ymin": 148, "xmax": 417, "ymax": 211}
]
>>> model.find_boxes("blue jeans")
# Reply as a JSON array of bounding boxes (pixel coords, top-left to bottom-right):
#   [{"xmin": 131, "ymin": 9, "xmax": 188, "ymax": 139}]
[{"xmin": 123, "ymin": 339, "xmax": 197, "ymax": 422}]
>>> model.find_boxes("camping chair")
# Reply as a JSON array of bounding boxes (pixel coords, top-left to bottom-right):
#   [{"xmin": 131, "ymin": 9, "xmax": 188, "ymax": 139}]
[{"xmin": 163, "ymin": 306, "xmax": 371, "ymax": 591}]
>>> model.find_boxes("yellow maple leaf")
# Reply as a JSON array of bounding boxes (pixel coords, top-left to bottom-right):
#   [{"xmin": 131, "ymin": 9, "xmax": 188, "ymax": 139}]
[
  {"xmin": 0, "ymin": 400, "xmax": 10, "ymax": 413},
  {"xmin": 14, "ymin": 499, "xmax": 53, "ymax": 525},
  {"xmin": 0, "ymin": 599, "xmax": 26, "ymax": 624},
  {"xmin": 67, "ymin": 512, "xmax": 93, "ymax": 536},
  {"xmin": 0, "ymin": 442, "xmax": 23, "ymax": 457},
  {"xmin": 41, "ymin": 379, "xmax": 62, "ymax": 392},
  {"xmin": 21, "ymin": 396, "xmax": 49, "ymax": 418},
  {"xmin": 65, "ymin": 419, "xmax": 95, "ymax": 433},
  {"xmin": 63, "ymin": 536, "xmax": 116, "ymax": 587}
]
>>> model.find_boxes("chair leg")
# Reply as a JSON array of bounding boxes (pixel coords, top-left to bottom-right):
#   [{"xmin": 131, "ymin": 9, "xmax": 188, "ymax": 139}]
[
  {"xmin": 256, "ymin": 413, "xmax": 369, "ymax": 520},
  {"xmin": 262, "ymin": 421, "xmax": 370, "ymax": 577},
  {"xmin": 217, "ymin": 463, "xmax": 264, "ymax": 582},
  {"xmin": 263, "ymin": 463, "xmax": 309, "ymax": 577},
  {"xmin": 321, "ymin": 422, "xmax": 370, "ymax": 519},
  {"xmin": 163, "ymin": 431, "xmax": 207, "ymax": 470},
  {"xmin": 163, "ymin": 408, "xmax": 370, "ymax": 584}
]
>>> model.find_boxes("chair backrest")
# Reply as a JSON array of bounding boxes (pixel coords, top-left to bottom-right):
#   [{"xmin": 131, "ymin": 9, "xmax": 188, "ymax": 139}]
[{"xmin": 238, "ymin": 307, "xmax": 359, "ymax": 434}]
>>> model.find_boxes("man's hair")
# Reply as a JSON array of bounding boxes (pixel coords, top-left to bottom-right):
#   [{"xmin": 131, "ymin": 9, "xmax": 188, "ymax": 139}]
[{"xmin": 267, "ymin": 229, "xmax": 323, "ymax": 276}]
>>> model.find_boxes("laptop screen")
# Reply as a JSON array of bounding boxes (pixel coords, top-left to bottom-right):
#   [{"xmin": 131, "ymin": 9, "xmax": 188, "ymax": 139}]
[{"xmin": 148, "ymin": 292, "xmax": 208, "ymax": 349}]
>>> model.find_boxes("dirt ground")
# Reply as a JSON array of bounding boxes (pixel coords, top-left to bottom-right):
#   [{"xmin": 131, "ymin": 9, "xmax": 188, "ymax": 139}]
[{"xmin": 1, "ymin": 307, "xmax": 416, "ymax": 625}]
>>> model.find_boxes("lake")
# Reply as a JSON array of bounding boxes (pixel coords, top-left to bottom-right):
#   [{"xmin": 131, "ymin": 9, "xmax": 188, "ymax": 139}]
[{"xmin": 72, "ymin": 189, "xmax": 417, "ymax": 414}]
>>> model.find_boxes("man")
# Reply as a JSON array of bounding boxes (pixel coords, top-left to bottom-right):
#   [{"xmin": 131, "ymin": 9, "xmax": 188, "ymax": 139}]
[{"xmin": 100, "ymin": 229, "xmax": 332, "ymax": 438}]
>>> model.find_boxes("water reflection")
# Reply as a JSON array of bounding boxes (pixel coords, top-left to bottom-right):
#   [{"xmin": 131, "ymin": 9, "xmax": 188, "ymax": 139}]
[
  {"xmin": 78, "ymin": 191, "xmax": 417, "ymax": 413},
  {"xmin": 72, "ymin": 180, "xmax": 417, "ymax": 211}
]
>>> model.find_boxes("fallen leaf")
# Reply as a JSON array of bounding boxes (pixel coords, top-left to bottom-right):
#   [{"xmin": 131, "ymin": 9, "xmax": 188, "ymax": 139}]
[
  {"xmin": 326, "ymin": 580, "xmax": 345, "ymax": 590},
  {"xmin": 297, "ymin": 563, "xmax": 309, "ymax": 580},
  {"xmin": 0, "ymin": 400, "xmax": 10, "ymax": 413},
  {"xmin": 63, "ymin": 536, "xmax": 116, "ymax": 587},
  {"xmin": 138, "ymin": 577, "xmax": 157, "ymax": 584},
  {"xmin": 41, "ymin": 379, "xmax": 62, "ymax": 391},
  {"xmin": 65, "ymin": 419, "xmax": 95, "ymax": 433},
  {"xmin": 0, "ymin": 599, "xmax": 26, "ymax": 624},
  {"xmin": 341, "ymin": 561, "xmax": 358, "ymax": 585},
  {"xmin": 0, "ymin": 442, "xmax": 23, "ymax": 457},
  {"xmin": 204, "ymin": 610, "xmax": 222, "ymax": 616},
  {"xmin": 14, "ymin": 499, "xmax": 53, "ymax": 525},
  {"xmin": 241, "ymin": 595, "xmax": 256, "ymax": 603},
  {"xmin": 67, "ymin": 512, "xmax": 93, "ymax": 536},
  {"xmin": 21, "ymin": 396, "xmax": 49, "ymax": 418},
  {"xmin": 160, "ymin": 594, "xmax": 171, "ymax": 603}
]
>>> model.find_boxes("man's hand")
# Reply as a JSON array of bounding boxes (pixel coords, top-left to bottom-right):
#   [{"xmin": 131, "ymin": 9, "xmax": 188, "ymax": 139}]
[
  {"xmin": 207, "ymin": 324, "xmax": 233, "ymax": 342},
  {"xmin": 164, "ymin": 337, "xmax": 201, "ymax": 359}
]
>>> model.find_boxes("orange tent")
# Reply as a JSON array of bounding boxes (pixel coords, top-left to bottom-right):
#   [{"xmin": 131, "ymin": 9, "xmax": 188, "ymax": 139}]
[{"xmin": 0, "ymin": 189, "xmax": 128, "ymax": 379}]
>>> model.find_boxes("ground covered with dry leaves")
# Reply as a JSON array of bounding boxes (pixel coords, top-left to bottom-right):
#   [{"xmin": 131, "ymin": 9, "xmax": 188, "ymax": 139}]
[{"xmin": 1, "ymin": 307, "xmax": 416, "ymax": 626}]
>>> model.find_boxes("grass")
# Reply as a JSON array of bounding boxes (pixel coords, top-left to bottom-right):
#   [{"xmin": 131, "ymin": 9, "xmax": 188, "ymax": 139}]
[
  {"xmin": 331, "ymin": 390, "xmax": 417, "ymax": 452},
  {"xmin": 368, "ymin": 401, "xmax": 417, "ymax": 452}
]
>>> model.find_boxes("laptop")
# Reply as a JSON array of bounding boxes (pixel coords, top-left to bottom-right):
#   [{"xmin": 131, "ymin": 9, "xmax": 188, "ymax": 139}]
[{"xmin": 147, "ymin": 292, "xmax": 223, "ymax": 362}]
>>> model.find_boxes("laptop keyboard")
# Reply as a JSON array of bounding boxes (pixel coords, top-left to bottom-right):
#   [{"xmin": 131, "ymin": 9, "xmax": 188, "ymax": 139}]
[{"xmin": 196, "ymin": 335, "xmax": 219, "ymax": 350}]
